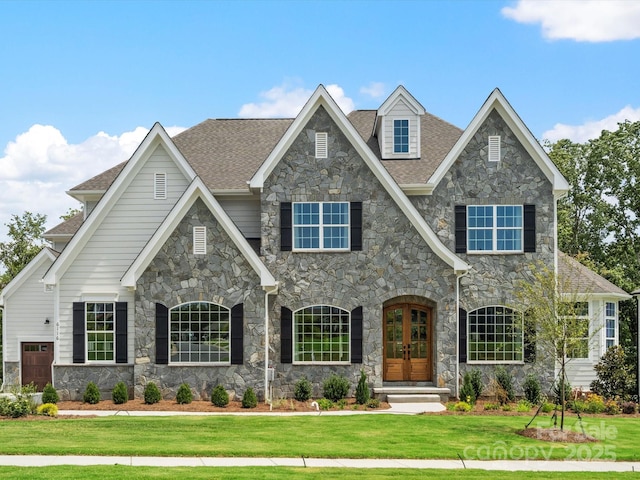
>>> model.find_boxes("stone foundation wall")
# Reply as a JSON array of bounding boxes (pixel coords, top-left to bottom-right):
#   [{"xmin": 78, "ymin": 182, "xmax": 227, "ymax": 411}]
[
  {"xmin": 53, "ymin": 365, "xmax": 134, "ymax": 400},
  {"xmin": 2, "ymin": 362, "xmax": 20, "ymax": 390}
]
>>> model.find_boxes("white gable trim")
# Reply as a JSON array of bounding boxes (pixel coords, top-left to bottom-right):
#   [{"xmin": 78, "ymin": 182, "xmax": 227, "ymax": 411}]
[
  {"xmin": 121, "ymin": 177, "xmax": 277, "ymax": 289},
  {"xmin": 376, "ymin": 85, "xmax": 426, "ymax": 117},
  {"xmin": 249, "ymin": 85, "xmax": 469, "ymax": 273},
  {"xmin": 43, "ymin": 123, "xmax": 197, "ymax": 285},
  {"xmin": 0, "ymin": 248, "xmax": 58, "ymax": 305},
  {"xmin": 428, "ymin": 88, "xmax": 570, "ymax": 196}
]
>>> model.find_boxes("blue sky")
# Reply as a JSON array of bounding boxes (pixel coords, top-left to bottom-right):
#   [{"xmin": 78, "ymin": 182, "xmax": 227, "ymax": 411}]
[{"xmin": 1, "ymin": 0, "xmax": 639, "ymax": 238}]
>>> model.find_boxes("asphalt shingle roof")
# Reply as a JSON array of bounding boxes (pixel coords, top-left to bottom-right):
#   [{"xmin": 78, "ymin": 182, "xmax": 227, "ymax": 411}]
[{"xmin": 559, "ymin": 251, "xmax": 629, "ymax": 296}]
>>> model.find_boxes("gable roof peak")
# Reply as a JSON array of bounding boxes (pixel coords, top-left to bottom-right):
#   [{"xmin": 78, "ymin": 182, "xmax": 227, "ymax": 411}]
[{"xmin": 377, "ymin": 85, "xmax": 426, "ymax": 117}]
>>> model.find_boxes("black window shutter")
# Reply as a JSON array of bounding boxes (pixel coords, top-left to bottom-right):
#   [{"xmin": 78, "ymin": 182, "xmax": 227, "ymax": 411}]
[
  {"xmin": 155, "ymin": 303, "xmax": 169, "ymax": 365},
  {"xmin": 455, "ymin": 205, "xmax": 467, "ymax": 253},
  {"xmin": 231, "ymin": 303, "xmax": 244, "ymax": 365},
  {"xmin": 350, "ymin": 202, "xmax": 363, "ymax": 251},
  {"xmin": 350, "ymin": 306, "xmax": 363, "ymax": 363},
  {"xmin": 458, "ymin": 308, "xmax": 467, "ymax": 363},
  {"xmin": 281, "ymin": 202, "xmax": 292, "ymax": 251},
  {"xmin": 523, "ymin": 204, "xmax": 536, "ymax": 252},
  {"xmin": 115, "ymin": 302, "xmax": 128, "ymax": 364},
  {"xmin": 524, "ymin": 314, "xmax": 536, "ymax": 363},
  {"xmin": 281, "ymin": 307, "xmax": 293, "ymax": 363},
  {"xmin": 73, "ymin": 302, "xmax": 85, "ymax": 363}
]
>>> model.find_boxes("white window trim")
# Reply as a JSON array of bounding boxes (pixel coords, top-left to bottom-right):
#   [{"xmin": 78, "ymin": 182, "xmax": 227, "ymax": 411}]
[
  {"xmin": 393, "ymin": 118, "xmax": 410, "ymax": 154},
  {"xmin": 193, "ymin": 226, "xmax": 206, "ymax": 255},
  {"xmin": 292, "ymin": 305, "xmax": 351, "ymax": 365},
  {"xmin": 315, "ymin": 132, "xmax": 328, "ymax": 159},
  {"xmin": 488, "ymin": 136, "xmax": 501, "ymax": 162},
  {"xmin": 604, "ymin": 301, "xmax": 618, "ymax": 354},
  {"xmin": 292, "ymin": 201, "xmax": 350, "ymax": 252},
  {"xmin": 467, "ymin": 205, "xmax": 524, "ymax": 253},
  {"xmin": 85, "ymin": 301, "xmax": 116, "ymax": 364},
  {"xmin": 154, "ymin": 172, "xmax": 167, "ymax": 200},
  {"xmin": 467, "ymin": 306, "xmax": 524, "ymax": 364},
  {"xmin": 564, "ymin": 301, "xmax": 591, "ymax": 361}
]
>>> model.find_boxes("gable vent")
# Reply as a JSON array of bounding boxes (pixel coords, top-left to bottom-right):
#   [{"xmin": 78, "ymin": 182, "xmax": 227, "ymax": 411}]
[
  {"xmin": 315, "ymin": 132, "xmax": 328, "ymax": 159},
  {"xmin": 154, "ymin": 173, "xmax": 167, "ymax": 199},
  {"xmin": 488, "ymin": 136, "xmax": 500, "ymax": 162},
  {"xmin": 193, "ymin": 226, "xmax": 206, "ymax": 255}
]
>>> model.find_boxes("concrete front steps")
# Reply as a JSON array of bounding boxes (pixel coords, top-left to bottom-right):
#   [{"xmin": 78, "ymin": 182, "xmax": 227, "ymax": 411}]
[{"xmin": 374, "ymin": 386, "xmax": 451, "ymax": 404}]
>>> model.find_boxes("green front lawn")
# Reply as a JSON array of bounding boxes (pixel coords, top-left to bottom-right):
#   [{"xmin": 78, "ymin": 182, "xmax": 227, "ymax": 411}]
[{"xmin": 1, "ymin": 414, "xmax": 637, "ymax": 461}]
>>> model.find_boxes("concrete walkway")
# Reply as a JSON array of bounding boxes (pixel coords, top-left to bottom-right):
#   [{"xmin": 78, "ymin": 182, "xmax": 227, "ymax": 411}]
[{"xmin": 0, "ymin": 455, "xmax": 638, "ymax": 471}]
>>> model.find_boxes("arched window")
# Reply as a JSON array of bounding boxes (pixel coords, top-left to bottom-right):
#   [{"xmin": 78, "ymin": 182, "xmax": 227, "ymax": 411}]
[
  {"xmin": 468, "ymin": 306, "xmax": 522, "ymax": 363},
  {"xmin": 170, "ymin": 302, "xmax": 230, "ymax": 363},
  {"xmin": 294, "ymin": 305, "xmax": 350, "ymax": 363}
]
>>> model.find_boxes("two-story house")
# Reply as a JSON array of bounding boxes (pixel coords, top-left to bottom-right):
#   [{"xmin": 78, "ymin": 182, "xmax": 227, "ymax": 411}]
[{"xmin": 1, "ymin": 85, "xmax": 629, "ymax": 401}]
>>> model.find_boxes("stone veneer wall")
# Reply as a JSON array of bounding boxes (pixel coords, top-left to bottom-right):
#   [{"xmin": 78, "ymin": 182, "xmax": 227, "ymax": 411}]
[
  {"xmin": 135, "ymin": 198, "xmax": 266, "ymax": 400},
  {"xmin": 2, "ymin": 362, "xmax": 19, "ymax": 389},
  {"xmin": 413, "ymin": 109, "xmax": 558, "ymax": 393},
  {"xmin": 52, "ymin": 365, "xmax": 134, "ymax": 401},
  {"xmin": 261, "ymin": 105, "xmax": 459, "ymax": 397}
]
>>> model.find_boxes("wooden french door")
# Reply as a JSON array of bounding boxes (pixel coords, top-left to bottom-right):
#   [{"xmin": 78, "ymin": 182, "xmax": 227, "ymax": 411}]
[
  {"xmin": 21, "ymin": 342, "xmax": 54, "ymax": 391},
  {"xmin": 383, "ymin": 304, "xmax": 432, "ymax": 381}
]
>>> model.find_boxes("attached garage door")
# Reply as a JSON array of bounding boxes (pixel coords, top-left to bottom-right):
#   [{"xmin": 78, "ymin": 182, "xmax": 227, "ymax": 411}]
[{"xmin": 21, "ymin": 342, "xmax": 54, "ymax": 391}]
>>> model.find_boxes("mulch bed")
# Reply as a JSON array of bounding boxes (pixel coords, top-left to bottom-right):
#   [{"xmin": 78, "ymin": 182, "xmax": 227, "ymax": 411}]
[{"xmin": 517, "ymin": 427, "xmax": 598, "ymax": 443}]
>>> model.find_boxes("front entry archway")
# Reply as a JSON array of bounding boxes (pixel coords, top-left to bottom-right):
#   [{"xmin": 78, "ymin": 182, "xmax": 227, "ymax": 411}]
[{"xmin": 383, "ymin": 304, "xmax": 432, "ymax": 381}]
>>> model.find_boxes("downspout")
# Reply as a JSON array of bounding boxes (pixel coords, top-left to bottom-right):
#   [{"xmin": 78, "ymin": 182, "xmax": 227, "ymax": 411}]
[
  {"xmin": 634, "ymin": 289, "xmax": 640, "ymax": 401},
  {"xmin": 0, "ymin": 306, "xmax": 4, "ymax": 392},
  {"xmin": 455, "ymin": 270, "xmax": 469, "ymax": 400},
  {"xmin": 263, "ymin": 283, "xmax": 279, "ymax": 404}
]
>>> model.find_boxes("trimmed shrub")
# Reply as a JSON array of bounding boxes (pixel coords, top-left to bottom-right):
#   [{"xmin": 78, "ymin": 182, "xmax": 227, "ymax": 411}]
[
  {"xmin": 460, "ymin": 371, "xmax": 476, "ymax": 404},
  {"xmin": 37, "ymin": 403, "xmax": 58, "ymax": 417},
  {"xmin": 366, "ymin": 398, "xmax": 380, "ymax": 409},
  {"xmin": 604, "ymin": 399, "xmax": 621, "ymax": 415},
  {"xmin": 553, "ymin": 379, "xmax": 572, "ymax": 405},
  {"xmin": 317, "ymin": 398, "xmax": 333, "ymax": 410},
  {"xmin": 494, "ymin": 366, "xmax": 515, "ymax": 402},
  {"xmin": 211, "ymin": 385, "xmax": 229, "ymax": 407},
  {"xmin": 516, "ymin": 399, "xmax": 532, "ymax": 412},
  {"xmin": 112, "ymin": 382, "xmax": 128, "ymax": 405},
  {"xmin": 483, "ymin": 402, "xmax": 499, "ymax": 411},
  {"xmin": 469, "ymin": 368, "xmax": 483, "ymax": 400},
  {"xmin": 453, "ymin": 401, "xmax": 472, "ymax": 412},
  {"xmin": 523, "ymin": 373, "xmax": 541, "ymax": 405},
  {"xmin": 42, "ymin": 383, "xmax": 60, "ymax": 404},
  {"xmin": 322, "ymin": 374, "xmax": 349, "ymax": 402},
  {"xmin": 294, "ymin": 376, "xmax": 312, "ymax": 402},
  {"xmin": 355, "ymin": 370, "xmax": 370, "ymax": 405},
  {"xmin": 242, "ymin": 387, "xmax": 258, "ymax": 408},
  {"xmin": 621, "ymin": 401, "xmax": 638, "ymax": 414},
  {"xmin": 541, "ymin": 402, "xmax": 555, "ymax": 414},
  {"xmin": 83, "ymin": 381, "xmax": 101, "ymax": 404},
  {"xmin": 144, "ymin": 382, "xmax": 161, "ymax": 405},
  {"xmin": 176, "ymin": 383, "xmax": 193, "ymax": 404}
]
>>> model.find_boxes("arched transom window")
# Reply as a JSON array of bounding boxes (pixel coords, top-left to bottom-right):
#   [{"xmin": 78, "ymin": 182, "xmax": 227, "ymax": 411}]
[
  {"xmin": 170, "ymin": 302, "xmax": 230, "ymax": 363},
  {"xmin": 468, "ymin": 306, "xmax": 523, "ymax": 363}
]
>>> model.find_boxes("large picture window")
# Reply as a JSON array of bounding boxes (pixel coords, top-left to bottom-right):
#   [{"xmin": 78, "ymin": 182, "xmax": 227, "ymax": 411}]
[
  {"xmin": 293, "ymin": 202, "xmax": 349, "ymax": 250},
  {"xmin": 294, "ymin": 305, "xmax": 350, "ymax": 363},
  {"xmin": 170, "ymin": 302, "xmax": 230, "ymax": 363},
  {"xmin": 86, "ymin": 302, "xmax": 115, "ymax": 362},
  {"xmin": 468, "ymin": 306, "xmax": 523, "ymax": 362},
  {"xmin": 467, "ymin": 205, "xmax": 523, "ymax": 252}
]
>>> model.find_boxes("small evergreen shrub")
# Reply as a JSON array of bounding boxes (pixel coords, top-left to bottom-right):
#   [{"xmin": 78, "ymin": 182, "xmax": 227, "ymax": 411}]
[
  {"xmin": 553, "ymin": 379, "xmax": 572, "ymax": 405},
  {"xmin": 144, "ymin": 382, "xmax": 161, "ymax": 405},
  {"xmin": 294, "ymin": 376, "xmax": 312, "ymax": 402},
  {"xmin": 453, "ymin": 401, "xmax": 472, "ymax": 412},
  {"xmin": 211, "ymin": 385, "xmax": 229, "ymax": 407},
  {"xmin": 112, "ymin": 381, "xmax": 128, "ymax": 405},
  {"xmin": 176, "ymin": 383, "xmax": 193, "ymax": 404},
  {"xmin": 366, "ymin": 398, "xmax": 380, "ymax": 409},
  {"xmin": 355, "ymin": 370, "xmax": 370, "ymax": 405},
  {"xmin": 460, "ymin": 371, "xmax": 476, "ymax": 404},
  {"xmin": 337, "ymin": 398, "xmax": 348, "ymax": 410},
  {"xmin": 42, "ymin": 383, "xmax": 60, "ymax": 404},
  {"xmin": 541, "ymin": 402, "xmax": 555, "ymax": 413},
  {"xmin": 494, "ymin": 366, "xmax": 515, "ymax": 402},
  {"xmin": 317, "ymin": 398, "xmax": 333, "ymax": 410},
  {"xmin": 502, "ymin": 404, "xmax": 513, "ymax": 412},
  {"xmin": 483, "ymin": 402, "xmax": 500, "ymax": 411},
  {"xmin": 322, "ymin": 374, "xmax": 349, "ymax": 402},
  {"xmin": 523, "ymin": 373, "xmax": 541, "ymax": 405},
  {"xmin": 516, "ymin": 399, "xmax": 532, "ymax": 412},
  {"xmin": 590, "ymin": 345, "xmax": 636, "ymax": 401},
  {"xmin": 37, "ymin": 403, "xmax": 58, "ymax": 417},
  {"xmin": 469, "ymin": 368, "xmax": 483, "ymax": 400},
  {"xmin": 241, "ymin": 387, "xmax": 258, "ymax": 408},
  {"xmin": 83, "ymin": 381, "xmax": 101, "ymax": 404}
]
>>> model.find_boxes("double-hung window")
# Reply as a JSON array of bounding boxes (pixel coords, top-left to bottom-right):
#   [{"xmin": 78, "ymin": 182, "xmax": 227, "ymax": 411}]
[
  {"xmin": 86, "ymin": 302, "xmax": 115, "ymax": 362},
  {"xmin": 605, "ymin": 302, "xmax": 617, "ymax": 351},
  {"xmin": 294, "ymin": 305, "xmax": 350, "ymax": 363},
  {"xmin": 293, "ymin": 202, "xmax": 349, "ymax": 250},
  {"xmin": 467, "ymin": 306, "xmax": 523, "ymax": 362},
  {"xmin": 562, "ymin": 301, "xmax": 590, "ymax": 359},
  {"xmin": 393, "ymin": 119, "xmax": 409, "ymax": 153},
  {"xmin": 468, "ymin": 205, "xmax": 523, "ymax": 252}
]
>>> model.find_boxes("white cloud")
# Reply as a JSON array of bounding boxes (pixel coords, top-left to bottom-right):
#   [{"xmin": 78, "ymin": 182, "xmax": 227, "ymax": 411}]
[
  {"xmin": 360, "ymin": 82, "xmax": 386, "ymax": 99},
  {"xmin": 502, "ymin": 0, "xmax": 640, "ymax": 42},
  {"xmin": 0, "ymin": 125, "xmax": 184, "ymax": 242},
  {"xmin": 238, "ymin": 82, "xmax": 355, "ymax": 118},
  {"xmin": 542, "ymin": 105, "xmax": 640, "ymax": 143}
]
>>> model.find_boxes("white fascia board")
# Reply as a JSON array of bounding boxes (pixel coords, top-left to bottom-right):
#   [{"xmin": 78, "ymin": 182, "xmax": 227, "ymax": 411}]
[
  {"xmin": 0, "ymin": 248, "xmax": 57, "ymax": 305},
  {"xmin": 559, "ymin": 292, "xmax": 631, "ymax": 302},
  {"xmin": 43, "ymin": 123, "xmax": 197, "ymax": 286},
  {"xmin": 121, "ymin": 178, "xmax": 276, "ymax": 289},
  {"xmin": 373, "ymin": 85, "xmax": 426, "ymax": 135},
  {"xmin": 65, "ymin": 190, "xmax": 104, "ymax": 202},
  {"xmin": 250, "ymin": 84, "xmax": 468, "ymax": 273},
  {"xmin": 427, "ymin": 89, "xmax": 570, "ymax": 196}
]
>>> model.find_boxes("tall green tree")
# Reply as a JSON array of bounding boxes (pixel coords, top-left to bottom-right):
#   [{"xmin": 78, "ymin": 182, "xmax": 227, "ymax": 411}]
[{"xmin": 0, "ymin": 211, "xmax": 47, "ymax": 289}]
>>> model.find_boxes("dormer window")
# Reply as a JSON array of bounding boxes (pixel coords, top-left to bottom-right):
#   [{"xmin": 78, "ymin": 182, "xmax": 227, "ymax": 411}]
[{"xmin": 393, "ymin": 120, "xmax": 409, "ymax": 153}]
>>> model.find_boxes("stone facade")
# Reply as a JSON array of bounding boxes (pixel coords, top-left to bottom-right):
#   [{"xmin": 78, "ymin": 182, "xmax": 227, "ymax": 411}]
[
  {"xmin": 52, "ymin": 365, "xmax": 134, "ymax": 401},
  {"xmin": 261, "ymin": 105, "xmax": 459, "ymax": 396},
  {"xmin": 134, "ymin": 198, "xmax": 266, "ymax": 400},
  {"xmin": 3, "ymin": 362, "xmax": 19, "ymax": 388}
]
